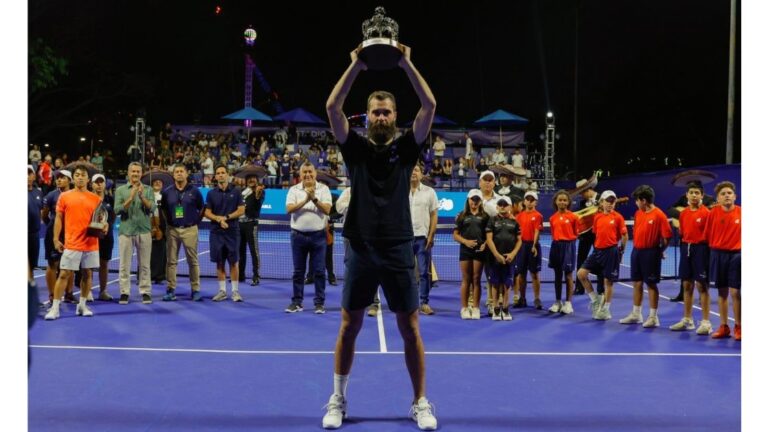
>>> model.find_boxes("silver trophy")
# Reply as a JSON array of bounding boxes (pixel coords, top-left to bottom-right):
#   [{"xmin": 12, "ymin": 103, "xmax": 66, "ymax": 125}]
[
  {"xmin": 359, "ymin": 7, "xmax": 404, "ymax": 70},
  {"xmin": 87, "ymin": 201, "xmax": 108, "ymax": 238}
]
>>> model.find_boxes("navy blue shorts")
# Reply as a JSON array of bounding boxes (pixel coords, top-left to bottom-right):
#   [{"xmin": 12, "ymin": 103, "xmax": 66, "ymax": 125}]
[
  {"xmin": 679, "ymin": 242, "xmax": 709, "ymax": 283},
  {"xmin": 210, "ymin": 229, "xmax": 240, "ymax": 264},
  {"xmin": 459, "ymin": 245, "xmax": 485, "ymax": 262},
  {"xmin": 516, "ymin": 241, "xmax": 542, "ymax": 275},
  {"xmin": 630, "ymin": 248, "xmax": 662, "ymax": 285},
  {"xmin": 342, "ymin": 239, "xmax": 419, "ymax": 313},
  {"xmin": 709, "ymin": 249, "xmax": 741, "ymax": 289},
  {"xmin": 548, "ymin": 240, "xmax": 576, "ymax": 273},
  {"xmin": 28, "ymin": 233, "xmax": 40, "ymax": 270},
  {"xmin": 44, "ymin": 227, "xmax": 62, "ymax": 262},
  {"xmin": 581, "ymin": 246, "xmax": 621, "ymax": 282},
  {"xmin": 487, "ymin": 261, "xmax": 515, "ymax": 286},
  {"xmin": 99, "ymin": 233, "xmax": 114, "ymax": 262}
]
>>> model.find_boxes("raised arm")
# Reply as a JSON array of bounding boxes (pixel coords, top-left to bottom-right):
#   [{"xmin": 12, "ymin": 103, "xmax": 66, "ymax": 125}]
[
  {"xmin": 326, "ymin": 49, "xmax": 368, "ymax": 145},
  {"xmin": 398, "ymin": 45, "xmax": 436, "ymax": 144}
]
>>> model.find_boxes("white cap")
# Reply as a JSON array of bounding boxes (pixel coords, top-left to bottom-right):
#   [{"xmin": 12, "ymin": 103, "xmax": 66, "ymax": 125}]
[
  {"xmin": 575, "ymin": 179, "xmax": 588, "ymax": 188},
  {"xmin": 56, "ymin": 169, "xmax": 72, "ymax": 180},
  {"xmin": 28, "ymin": 165, "xmax": 35, "ymax": 173},
  {"xmin": 497, "ymin": 196, "xmax": 511, "ymax": 206},
  {"xmin": 479, "ymin": 170, "xmax": 495, "ymax": 180},
  {"xmin": 600, "ymin": 190, "xmax": 617, "ymax": 201},
  {"xmin": 524, "ymin": 191, "xmax": 538, "ymax": 200},
  {"xmin": 467, "ymin": 189, "xmax": 482, "ymax": 200},
  {"xmin": 92, "ymin": 173, "xmax": 106, "ymax": 182}
]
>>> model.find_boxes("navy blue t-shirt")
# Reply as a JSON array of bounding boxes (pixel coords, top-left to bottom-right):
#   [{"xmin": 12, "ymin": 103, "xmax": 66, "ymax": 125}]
[
  {"xmin": 42, "ymin": 189, "xmax": 63, "ymax": 229},
  {"xmin": 339, "ymin": 129, "xmax": 425, "ymax": 242},
  {"xmin": 28, "ymin": 188, "xmax": 43, "ymax": 235},
  {"xmin": 205, "ymin": 183, "xmax": 245, "ymax": 233},
  {"xmin": 160, "ymin": 183, "xmax": 204, "ymax": 227}
]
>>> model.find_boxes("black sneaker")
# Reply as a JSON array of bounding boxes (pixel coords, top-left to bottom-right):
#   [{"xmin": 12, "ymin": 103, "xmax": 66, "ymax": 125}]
[
  {"xmin": 304, "ymin": 277, "xmax": 314, "ymax": 285},
  {"xmin": 573, "ymin": 287, "xmax": 585, "ymax": 295},
  {"xmin": 669, "ymin": 294, "xmax": 684, "ymax": 302},
  {"xmin": 251, "ymin": 277, "xmax": 260, "ymax": 286},
  {"xmin": 142, "ymin": 293, "xmax": 152, "ymax": 304},
  {"xmin": 512, "ymin": 298, "xmax": 527, "ymax": 309},
  {"xmin": 285, "ymin": 303, "xmax": 303, "ymax": 313},
  {"xmin": 534, "ymin": 299, "xmax": 543, "ymax": 310},
  {"xmin": 328, "ymin": 275, "xmax": 337, "ymax": 286},
  {"xmin": 64, "ymin": 292, "xmax": 77, "ymax": 304},
  {"xmin": 119, "ymin": 294, "xmax": 129, "ymax": 305},
  {"xmin": 314, "ymin": 304, "xmax": 326, "ymax": 314}
]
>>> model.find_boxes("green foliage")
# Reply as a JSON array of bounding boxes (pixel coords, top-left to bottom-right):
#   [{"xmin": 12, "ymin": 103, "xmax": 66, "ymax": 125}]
[{"xmin": 29, "ymin": 38, "xmax": 68, "ymax": 93}]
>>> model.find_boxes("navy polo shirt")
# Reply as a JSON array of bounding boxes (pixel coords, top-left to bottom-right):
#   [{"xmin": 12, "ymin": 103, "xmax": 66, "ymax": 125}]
[
  {"xmin": 205, "ymin": 183, "xmax": 245, "ymax": 233},
  {"xmin": 42, "ymin": 189, "xmax": 63, "ymax": 228},
  {"xmin": 339, "ymin": 129, "xmax": 425, "ymax": 242},
  {"xmin": 160, "ymin": 183, "xmax": 204, "ymax": 227},
  {"xmin": 28, "ymin": 188, "xmax": 43, "ymax": 235}
]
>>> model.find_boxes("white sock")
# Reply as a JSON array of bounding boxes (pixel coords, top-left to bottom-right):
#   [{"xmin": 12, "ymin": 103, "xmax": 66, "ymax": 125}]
[
  {"xmin": 79, "ymin": 296, "xmax": 87, "ymax": 307},
  {"xmin": 564, "ymin": 301, "xmax": 572, "ymax": 307},
  {"xmin": 51, "ymin": 299, "xmax": 61, "ymax": 310},
  {"xmin": 603, "ymin": 302, "xmax": 611, "ymax": 311},
  {"xmin": 333, "ymin": 373, "xmax": 349, "ymax": 398},
  {"xmin": 232, "ymin": 279, "xmax": 239, "ymax": 292},
  {"xmin": 218, "ymin": 280, "xmax": 226, "ymax": 292},
  {"xmin": 588, "ymin": 292, "xmax": 597, "ymax": 301},
  {"xmin": 649, "ymin": 308, "xmax": 658, "ymax": 317},
  {"xmin": 633, "ymin": 305, "xmax": 641, "ymax": 315}
]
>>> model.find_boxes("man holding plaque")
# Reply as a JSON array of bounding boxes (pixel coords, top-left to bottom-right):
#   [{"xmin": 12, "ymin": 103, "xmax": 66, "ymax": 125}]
[
  {"xmin": 322, "ymin": 30, "xmax": 438, "ymax": 430},
  {"xmin": 44, "ymin": 164, "xmax": 105, "ymax": 320}
]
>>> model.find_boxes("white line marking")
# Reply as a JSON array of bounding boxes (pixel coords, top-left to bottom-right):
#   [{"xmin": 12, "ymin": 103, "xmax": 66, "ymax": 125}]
[
  {"xmin": 27, "ymin": 344, "xmax": 739, "ymax": 357},
  {"xmin": 376, "ymin": 288, "xmax": 387, "ymax": 353}
]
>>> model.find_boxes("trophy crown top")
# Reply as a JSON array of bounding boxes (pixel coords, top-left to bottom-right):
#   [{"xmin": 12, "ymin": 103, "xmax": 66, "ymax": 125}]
[{"xmin": 362, "ymin": 6, "xmax": 399, "ymax": 41}]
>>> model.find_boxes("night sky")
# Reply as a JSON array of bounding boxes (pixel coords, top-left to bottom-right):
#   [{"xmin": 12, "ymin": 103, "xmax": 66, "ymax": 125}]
[{"xmin": 29, "ymin": 0, "xmax": 740, "ymax": 177}]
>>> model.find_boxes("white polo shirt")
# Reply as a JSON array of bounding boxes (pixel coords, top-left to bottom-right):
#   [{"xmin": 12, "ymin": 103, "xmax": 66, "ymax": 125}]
[
  {"xmin": 286, "ymin": 181, "xmax": 332, "ymax": 232},
  {"xmin": 482, "ymin": 191, "xmax": 502, "ymax": 217},
  {"xmin": 409, "ymin": 183, "xmax": 438, "ymax": 237}
]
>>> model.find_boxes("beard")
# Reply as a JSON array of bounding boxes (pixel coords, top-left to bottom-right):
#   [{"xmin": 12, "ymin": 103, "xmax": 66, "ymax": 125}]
[{"xmin": 367, "ymin": 122, "xmax": 396, "ymax": 147}]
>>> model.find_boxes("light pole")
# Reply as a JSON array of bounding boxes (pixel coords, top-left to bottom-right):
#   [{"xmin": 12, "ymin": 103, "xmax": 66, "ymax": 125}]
[{"xmin": 543, "ymin": 111, "xmax": 556, "ymax": 190}]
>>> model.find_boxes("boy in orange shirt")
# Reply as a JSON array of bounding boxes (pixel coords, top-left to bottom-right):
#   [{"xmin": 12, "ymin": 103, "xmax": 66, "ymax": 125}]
[
  {"xmin": 577, "ymin": 191, "xmax": 628, "ymax": 320},
  {"xmin": 45, "ymin": 164, "xmax": 106, "ymax": 320},
  {"xmin": 706, "ymin": 181, "xmax": 741, "ymax": 340},
  {"xmin": 514, "ymin": 191, "xmax": 544, "ymax": 309},
  {"xmin": 669, "ymin": 182, "xmax": 712, "ymax": 334},
  {"xmin": 619, "ymin": 185, "xmax": 672, "ymax": 328}
]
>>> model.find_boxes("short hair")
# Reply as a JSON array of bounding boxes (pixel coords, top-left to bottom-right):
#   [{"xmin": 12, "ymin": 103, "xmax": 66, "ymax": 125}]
[
  {"xmin": 214, "ymin": 163, "xmax": 228, "ymax": 173},
  {"xmin": 300, "ymin": 161, "xmax": 316, "ymax": 171},
  {"xmin": 127, "ymin": 162, "xmax": 143, "ymax": 173},
  {"xmin": 413, "ymin": 163, "xmax": 424, "ymax": 173},
  {"xmin": 632, "ymin": 184, "xmax": 655, "ymax": 204},
  {"xmin": 715, "ymin": 181, "xmax": 736, "ymax": 196},
  {"xmin": 172, "ymin": 163, "xmax": 187, "ymax": 171},
  {"xmin": 367, "ymin": 91, "xmax": 397, "ymax": 111},
  {"xmin": 551, "ymin": 190, "xmax": 572, "ymax": 210},
  {"xmin": 72, "ymin": 163, "xmax": 90, "ymax": 177},
  {"xmin": 685, "ymin": 181, "xmax": 704, "ymax": 194}
]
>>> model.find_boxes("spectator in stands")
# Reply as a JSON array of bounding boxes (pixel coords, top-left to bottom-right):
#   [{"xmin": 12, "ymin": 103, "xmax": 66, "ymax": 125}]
[
  {"xmin": 53, "ymin": 157, "xmax": 64, "ymax": 170},
  {"xmin": 511, "ymin": 148, "xmax": 524, "ymax": 168},
  {"xmin": 433, "ymin": 135, "xmax": 446, "ymax": 158},
  {"xmin": 198, "ymin": 134, "xmax": 209, "ymax": 149},
  {"xmin": 38, "ymin": 155, "xmax": 53, "ymax": 194},
  {"xmin": 115, "ymin": 162, "xmax": 156, "ymax": 305},
  {"xmin": 127, "ymin": 141, "xmax": 142, "ymax": 163},
  {"xmin": 492, "ymin": 148, "xmax": 507, "ymax": 165},
  {"xmin": 441, "ymin": 158, "xmax": 453, "ymax": 181},
  {"xmin": 91, "ymin": 150, "xmax": 104, "ymax": 172},
  {"xmin": 259, "ymin": 136, "xmax": 269, "ymax": 155},
  {"xmin": 29, "ymin": 145, "xmax": 42, "ymax": 168},
  {"xmin": 205, "ymin": 164, "xmax": 246, "ymax": 302},
  {"xmin": 463, "ymin": 132, "xmax": 474, "ymax": 168},
  {"xmin": 476, "ymin": 157, "xmax": 489, "ymax": 173},
  {"xmin": 286, "ymin": 161, "xmax": 333, "ymax": 315},
  {"xmin": 265, "ymin": 154, "xmax": 278, "ymax": 187},
  {"xmin": 201, "ymin": 151, "xmax": 214, "ymax": 183},
  {"xmin": 456, "ymin": 157, "xmax": 467, "ymax": 190}
]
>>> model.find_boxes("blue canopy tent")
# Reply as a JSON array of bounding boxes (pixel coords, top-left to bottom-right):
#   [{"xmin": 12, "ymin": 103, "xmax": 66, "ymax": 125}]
[
  {"xmin": 222, "ymin": 107, "xmax": 273, "ymax": 140},
  {"xmin": 473, "ymin": 109, "xmax": 528, "ymax": 149},
  {"xmin": 273, "ymin": 107, "xmax": 328, "ymax": 149}
]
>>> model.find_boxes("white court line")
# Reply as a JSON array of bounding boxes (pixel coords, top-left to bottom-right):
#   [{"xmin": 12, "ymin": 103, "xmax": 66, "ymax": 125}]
[
  {"xmin": 28, "ymin": 344, "xmax": 739, "ymax": 357},
  {"xmin": 375, "ymin": 288, "xmax": 387, "ymax": 353}
]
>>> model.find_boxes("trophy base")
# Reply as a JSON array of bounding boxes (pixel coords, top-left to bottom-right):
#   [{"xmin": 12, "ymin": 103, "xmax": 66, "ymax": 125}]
[
  {"xmin": 359, "ymin": 39, "xmax": 403, "ymax": 70},
  {"xmin": 87, "ymin": 223, "xmax": 107, "ymax": 238}
]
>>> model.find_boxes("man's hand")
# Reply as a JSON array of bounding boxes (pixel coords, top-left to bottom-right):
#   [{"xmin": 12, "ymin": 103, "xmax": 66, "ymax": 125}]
[
  {"xmin": 305, "ymin": 187, "xmax": 316, "ymax": 201},
  {"xmin": 54, "ymin": 239, "xmax": 64, "ymax": 253},
  {"xmin": 218, "ymin": 216, "xmax": 229, "ymax": 230},
  {"xmin": 531, "ymin": 245, "xmax": 538, "ymax": 257},
  {"xmin": 397, "ymin": 44, "xmax": 412, "ymax": 69},
  {"xmin": 351, "ymin": 48, "xmax": 368, "ymax": 71},
  {"xmin": 426, "ymin": 237, "xmax": 434, "ymax": 250}
]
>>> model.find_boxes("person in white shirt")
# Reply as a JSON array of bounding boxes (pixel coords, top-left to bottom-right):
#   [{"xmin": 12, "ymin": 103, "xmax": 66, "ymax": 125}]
[
  {"xmin": 285, "ymin": 162, "xmax": 333, "ymax": 313},
  {"xmin": 464, "ymin": 132, "xmax": 474, "ymax": 167},
  {"xmin": 29, "ymin": 144, "xmax": 42, "ymax": 167},
  {"xmin": 201, "ymin": 153, "xmax": 214, "ymax": 182},
  {"xmin": 432, "ymin": 135, "xmax": 446, "ymax": 158},
  {"xmin": 511, "ymin": 148, "xmax": 524, "ymax": 168},
  {"xmin": 410, "ymin": 164, "xmax": 439, "ymax": 314},
  {"xmin": 493, "ymin": 148, "xmax": 507, "ymax": 165}
]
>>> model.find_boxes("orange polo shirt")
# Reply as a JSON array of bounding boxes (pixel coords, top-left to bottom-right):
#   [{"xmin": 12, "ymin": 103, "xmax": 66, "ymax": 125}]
[
  {"xmin": 549, "ymin": 211, "xmax": 579, "ymax": 241},
  {"xmin": 632, "ymin": 206, "xmax": 672, "ymax": 249},
  {"xmin": 56, "ymin": 189, "xmax": 101, "ymax": 252},
  {"xmin": 679, "ymin": 206, "xmax": 710, "ymax": 244},
  {"xmin": 705, "ymin": 205, "xmax": 741, "ymax": 250},
  {"xmin": 592, "ymin": 210, "xmax": 627, "ymax": 248},
  {"xmin": 516, "ymin": 209, "xmax": 544, "ymax": 242}
]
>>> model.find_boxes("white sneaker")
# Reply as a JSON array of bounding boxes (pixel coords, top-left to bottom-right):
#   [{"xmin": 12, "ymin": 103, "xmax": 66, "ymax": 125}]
[
  {"xmin": 460, "ymin": 307, "xmax": 471, "ymax": 320},
  {"xmin": 696, "ymin": 320, "xmax": 713, "ymax": 335},
  {"xmin": 560, "ymin": 302, "xmax": 574, "ymax": 315},
  {"xmin": 491, "ymin": 307, "xmax": 502, "ymax": 321},
  {"xmin": 642, "ymin": 315, "xmax": 660, "ymax": 328},
  {"xmin": 76, "ymin": 303, "xmax": 94, "ymax": 317},
  {"xmin": 548, "ymin": 302, "xmax": 562, "ymax": 313},
  {"xmin": 594, "ymin": 306, "xmax": 612, "ymax": 321},
  {"xmin": 86, "ymin": 292, "xmax": 94, "ymax": 302},
  {"xmin": 669, "ymin": 318, "xmax": 695, "ymax": 331},
  {"xmin": 212, "ymin": 290, "xmax": 228, "ymax": 302},
  {"xmin": 470, "ymin": 307, "xmax": 480, "ymax": 320},
  {"xmin": 501, "ymin": 307, "xmax": 512, "ymax": 321},
  {"xmin": 322, "ymin": 393, "xmax": 347, "ymax": 429},
  {"xmin": 410, "ymin": 397, "xmax": 437, "ymax": 430},
  {"xmin": 589, "ymin": 295, "xmax": 603, "ymax": 318},
  {"xmin": 619, "ymin": 312, "xmax": 644, "ymax": 324},
  {"xmin": 44, "ymin": 307, "xmax": 60, "ymax": 321}
]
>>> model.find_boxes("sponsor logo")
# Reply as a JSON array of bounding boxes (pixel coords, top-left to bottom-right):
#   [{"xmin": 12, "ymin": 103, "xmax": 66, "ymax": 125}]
[{"xmin": 438, "ymin": 198, "xmax": 454, "ymax": 212}]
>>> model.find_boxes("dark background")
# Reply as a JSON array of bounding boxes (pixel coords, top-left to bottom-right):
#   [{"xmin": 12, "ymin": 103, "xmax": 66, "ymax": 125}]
[{"xmin": 28, "ymin": 0, "xmax": 740, "ymax": 178}]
